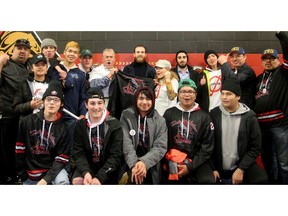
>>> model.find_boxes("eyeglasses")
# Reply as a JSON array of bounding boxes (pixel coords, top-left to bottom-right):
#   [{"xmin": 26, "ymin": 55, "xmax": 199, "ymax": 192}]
[
  {"xmin": 45, "ymin": 97, "xmax": 61, "ymax": 103},
  {"xmin": 179, "ymin": 90, "xmax": 196, "ymax": 95},
  {"xmin": 262, "ymin": 57, "xmax": 277, "ymax": 62}
]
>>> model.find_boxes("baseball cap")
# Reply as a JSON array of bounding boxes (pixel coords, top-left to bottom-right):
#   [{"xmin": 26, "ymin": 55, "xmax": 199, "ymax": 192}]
[
  {"xmin": 155, "ymin": 59, "xmax": 171, "ymax": 69},
  {"xmin": 178, "ymin": 78, "xmax": 197, "ymax": 92},
  {"xmin": 80, "ymin": 49, "xmax": 93, "ymax": 57},
  {"xmin": 86, "ymin": 87, "xmax": 104, "ymax": 100},
  {"xmin": 31, "ymin": 53, "xmax": 47, "ymax": 65},
  {"xmin": 230, "ymin": 47, "xmax": 245, "ymax": 55},
  {"xmin": 261, "ymin": 49, "xmax": 279, "ymax": 59},
  {"xmin": 15, "ymin": 39, "xmax": 31, "ymax": 49}
]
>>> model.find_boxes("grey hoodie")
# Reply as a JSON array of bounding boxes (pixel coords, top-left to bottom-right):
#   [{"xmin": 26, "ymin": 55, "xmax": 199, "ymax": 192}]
[{"xmin": 219, "ymin": 103, "xmax": 250, "ymax": 170}]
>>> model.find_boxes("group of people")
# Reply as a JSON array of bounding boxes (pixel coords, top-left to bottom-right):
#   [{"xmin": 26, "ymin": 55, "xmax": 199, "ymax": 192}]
[{"xmin": 0, "ymin": 31, "xmax": 287, "ymax": 185}]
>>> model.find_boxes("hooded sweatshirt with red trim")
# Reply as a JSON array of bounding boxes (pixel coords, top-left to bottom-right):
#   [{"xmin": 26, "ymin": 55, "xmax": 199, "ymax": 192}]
[
  {"xmin": 254, "ymin": 32, "xmax": 288, "ymax": 128},
  {"xmin": 16, "ymin": 110, "xmax": 70, "ymax": 184},
  {"xmin": 163, "ymin": 102, "xmax": 214, "ymax": 172},
  {"xmin": 72, "ymin": 108, "xmax": 123, "ymax": 184}
]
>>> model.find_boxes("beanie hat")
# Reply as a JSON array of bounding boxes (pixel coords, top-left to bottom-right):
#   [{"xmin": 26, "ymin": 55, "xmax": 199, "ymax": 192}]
[
  {"xmin": 43, "ymin": 81, "xmax": 64, "ymax": 101},
  {"xmin": 204, "ymin": 50, "xmax": 219, "ymax": 64},
  {"xmin": 178, "ymin": 78, "xmax": 197, "ymax": 92},
  {"xmin": 221, "ymin": 79, "xmax": 241, "ymax": 96},
  {"xmin": 155, "ymin": 59, "xmax": 172, "ymax": 69},
  {"xmin": 86, "ymin": 87, "xmax": 104, "ymax": 100},
  {"xmin": 41, "ymin": 38, "xmax": 57, "ymax": 49}
]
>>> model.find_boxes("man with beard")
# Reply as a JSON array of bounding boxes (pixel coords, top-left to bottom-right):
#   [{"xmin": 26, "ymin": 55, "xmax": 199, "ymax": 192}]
[
  {"xmin": 171, "ymin": 50, "xmax": 201, "ymax": 83},
  {"xmin": 123, "ymin": 45, "xmax": 155, "ymax": 79}
]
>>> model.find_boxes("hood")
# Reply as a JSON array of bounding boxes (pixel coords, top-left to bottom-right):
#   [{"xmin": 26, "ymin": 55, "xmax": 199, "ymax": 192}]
[
  {"xmin": 175, "ymin": 101, "xmax": 200, "ymax": 113},
  {"xmin": 85, "ymin": 108, "xmax": 110, "ymax": 129},
  {"xmin": 219, "ymin": 102, "xmax": 250, "ymax": 116}
]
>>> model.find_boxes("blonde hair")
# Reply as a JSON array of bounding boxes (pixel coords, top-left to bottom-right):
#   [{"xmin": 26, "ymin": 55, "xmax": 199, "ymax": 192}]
[
  {"xmin": 64, "ymin": 41, "xmax": 80, "ymax": 52},
  {"xmin": 155, "ymin": 70, "xmax": 179, "ymax": 82}
]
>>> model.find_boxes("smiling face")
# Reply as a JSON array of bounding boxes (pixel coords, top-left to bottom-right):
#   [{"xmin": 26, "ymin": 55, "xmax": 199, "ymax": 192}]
[
  {"xmin": 136, "ymin": 91, "xmax": 153, "ymax": 117},
  {"xmin": 32, "ymin": 61, "xmax": 48, "ymax": 79},
  {"xmin": 64, "ymin": 47, "xmax": 79, "ymax": 64},
  {"xmin": 206, "ymin": 53, "xmax": 218, "ymax": 67},
  {"xmin": 134, "ymin": 46, "xmax": 146, "ymax": 63},
  {"xmin": 229, "ymin": 52, "xmax": 246, "ymax": 69},
  {"xmin": 86, "ymin": 98, "xmax": 105, "ymax": 123}
]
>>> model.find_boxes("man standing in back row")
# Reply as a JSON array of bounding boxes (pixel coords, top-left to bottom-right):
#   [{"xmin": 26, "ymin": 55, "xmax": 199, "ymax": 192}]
[
  {"xmin": 218, "ymin": 47, "xmax": 256, "ymax": 109},
  {"xmin": 254, "ymin": 32, "xmax": 288, "ymax": 184},
  {"xmin": 0, "ymin": 39, "xmax": 31, "ymax": 184},
  {"xmin": 123, "ymin": 44, "xmax": 155, "ymax": 79}
]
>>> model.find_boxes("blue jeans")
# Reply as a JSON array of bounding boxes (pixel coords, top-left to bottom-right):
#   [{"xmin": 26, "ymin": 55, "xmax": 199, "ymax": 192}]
[
  {"xmin": 23, "ymin": 169, "xmax": 70, "ymax": 185},
  {"xmin": 261, "ymin": 124, "xmax": 288, "ymax": 184}
]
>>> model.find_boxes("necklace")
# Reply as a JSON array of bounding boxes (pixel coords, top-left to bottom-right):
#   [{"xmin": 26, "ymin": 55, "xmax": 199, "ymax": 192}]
[{"xmin": 259, "ymin": 71, "xmax": 272, "ymax": 93}]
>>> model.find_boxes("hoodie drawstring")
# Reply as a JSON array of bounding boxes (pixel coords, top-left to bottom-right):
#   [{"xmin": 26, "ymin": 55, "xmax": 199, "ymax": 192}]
[
  {"xmin": 181, "ymin": 111, "xmax": 191, "ymax": 139},
  {"xmin": 138, "ymin": 115, "xmax": 147, "ymax": 143},
  {"xmin": 41, "ymin": 119, "xmax": 53, "ymax": 147}
]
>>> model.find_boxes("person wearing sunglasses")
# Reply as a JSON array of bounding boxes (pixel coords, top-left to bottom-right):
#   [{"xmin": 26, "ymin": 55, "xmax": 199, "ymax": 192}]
[
  {"xmin": 15, "ymin": 82, "xmax": 70, "ymax": 185},
  {"xmin": 254, "ymin": 32, "xmax": 288, "ymax": 184}
]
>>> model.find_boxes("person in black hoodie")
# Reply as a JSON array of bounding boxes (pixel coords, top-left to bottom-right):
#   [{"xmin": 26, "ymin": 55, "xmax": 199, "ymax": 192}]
[
  {"xmin": 71, "ymin": 87, "xmax": 123, "ymax": 185},
  {"xmin": 16, "ymin": 82, "xmax": 70, "ymax": 185},
  {"xmin": 162, "ymin": 78, "xmax": 215, "ymax": 184}
]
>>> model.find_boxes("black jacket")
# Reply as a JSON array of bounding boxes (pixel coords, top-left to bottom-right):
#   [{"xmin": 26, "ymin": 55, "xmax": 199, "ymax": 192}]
[
  {"xmin": 221, "ymin": 62, "xmax": 256, "ymax": 109},
  {"xmin": 123, "ymin": 61, "xmax": 156, "ymax": 79},
  {"xmin": 12, "ymin": 74, "xmax": 51, "ymax": 123},
  {"xmin": 0, "ymin": 58, "xmax": 30, "ymax": 119},
  {"xmin": 72, "ymin": 115, "xmax": 124, "ymax": 184},
  {"xmin": 209, "ymin": 106, "xmax": 261, "ymax": 172}
]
